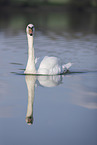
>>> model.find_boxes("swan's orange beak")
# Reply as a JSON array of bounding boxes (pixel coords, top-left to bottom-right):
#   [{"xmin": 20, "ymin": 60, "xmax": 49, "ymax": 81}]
[{"xmin": 29, "ymin": 28, "xmax": 33, "ymax": 36}]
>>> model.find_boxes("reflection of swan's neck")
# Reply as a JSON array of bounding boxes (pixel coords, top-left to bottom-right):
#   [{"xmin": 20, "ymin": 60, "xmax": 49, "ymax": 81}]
[
  {"xmin": 25, "ymin": 34, "xmax": 36, "ymax": 74},
  {"xmin": 25, "ymin": 76, "xmax": 36, "ymax": 125}
]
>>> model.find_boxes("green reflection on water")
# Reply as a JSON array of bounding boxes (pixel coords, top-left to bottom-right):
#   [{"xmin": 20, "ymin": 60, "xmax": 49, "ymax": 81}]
[{"xmin": 0, "ymin": 10, "xmax": 97, "ymax": 35}]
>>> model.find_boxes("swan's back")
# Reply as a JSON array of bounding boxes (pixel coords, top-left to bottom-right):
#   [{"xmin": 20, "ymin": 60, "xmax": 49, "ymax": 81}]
[{"xmin": 36, "ymin": 56, "xmax": 62, "ymax": 75}]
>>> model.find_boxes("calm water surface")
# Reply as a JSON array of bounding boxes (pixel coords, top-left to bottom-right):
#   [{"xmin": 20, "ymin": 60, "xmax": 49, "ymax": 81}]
[{"xmin": 0, "ymin": 10, "xmax": 97, "ymax": 145}]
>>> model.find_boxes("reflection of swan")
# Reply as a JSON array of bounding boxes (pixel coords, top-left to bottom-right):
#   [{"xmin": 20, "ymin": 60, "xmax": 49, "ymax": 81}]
[
  {"xmin": 24, "ymin": 24, "xmax": 72, "ymax": 75},
  {"xmin": 25, "ymin": 75, "xmax": 36, "ymax": 125},
  {"xmin": 37, "ymin": 75, "xmax": 63, "ymax": 87},
  {"xmin": 25, "ymin": 74, "xmax": 63, "ymax": 125}
]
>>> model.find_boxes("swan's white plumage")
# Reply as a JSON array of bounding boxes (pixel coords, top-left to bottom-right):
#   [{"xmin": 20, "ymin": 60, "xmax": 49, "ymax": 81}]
[
  {"xmin": 36, "ymin": 56, "xmax": 62, "ymax": 75},
  {"xmin": 24, "ymin": 24, "xmax": 72, "ymax": 75}
]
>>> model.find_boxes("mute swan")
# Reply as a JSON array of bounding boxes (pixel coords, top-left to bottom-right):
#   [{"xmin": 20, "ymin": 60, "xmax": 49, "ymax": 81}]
[{"xmin": 24, "ymin": 24, "xmax": 72, "ymax": 75}]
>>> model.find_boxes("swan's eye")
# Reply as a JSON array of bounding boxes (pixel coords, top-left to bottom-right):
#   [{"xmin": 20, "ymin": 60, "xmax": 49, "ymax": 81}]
[{"xmin": 29, "ymin": 28, "xmax": 33, "ymax": 36}]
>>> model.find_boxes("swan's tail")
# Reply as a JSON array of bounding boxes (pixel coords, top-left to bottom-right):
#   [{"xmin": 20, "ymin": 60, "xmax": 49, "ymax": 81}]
[{"xmin": 62, "ymin": 62, "xmax": 72, "ymax": 70}]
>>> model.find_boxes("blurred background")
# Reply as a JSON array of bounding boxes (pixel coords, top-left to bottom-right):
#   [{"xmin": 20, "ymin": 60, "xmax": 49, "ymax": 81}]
[
  {"xmin": 0, "ymin": 0, "xmax": 97, "ymax": 8},
  {"xmin": 0, "ymin": 0, "xmax": 97, "ymax": 36}
]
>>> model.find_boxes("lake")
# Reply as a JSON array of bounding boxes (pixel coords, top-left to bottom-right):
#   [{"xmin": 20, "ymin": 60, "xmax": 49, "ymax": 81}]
[{"xmin": 0, "ymin": 9, "xmax": 97, "ymax": 145}]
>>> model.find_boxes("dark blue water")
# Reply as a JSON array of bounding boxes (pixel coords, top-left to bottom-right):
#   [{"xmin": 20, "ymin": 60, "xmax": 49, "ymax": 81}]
[{"xmin": 0, "ymin": 10, "xmax": 97, "ymax": 145}]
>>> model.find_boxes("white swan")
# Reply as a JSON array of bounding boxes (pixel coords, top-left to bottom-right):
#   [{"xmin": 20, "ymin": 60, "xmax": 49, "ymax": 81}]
[{"xmin": 24, "ymin": 24, "xmax": 72, "ymax": 75}]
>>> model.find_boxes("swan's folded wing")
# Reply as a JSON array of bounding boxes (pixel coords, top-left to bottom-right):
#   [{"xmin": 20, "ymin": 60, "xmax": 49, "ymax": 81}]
[{"xmin": 37, "ymin": 56, "xmax": 62, "ymax": 75}]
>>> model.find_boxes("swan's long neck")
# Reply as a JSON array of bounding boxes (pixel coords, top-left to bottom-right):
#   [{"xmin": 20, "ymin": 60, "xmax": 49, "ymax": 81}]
[{"xmin": 25, "ymin": 34, "xmax": 36, "ymax": 74}]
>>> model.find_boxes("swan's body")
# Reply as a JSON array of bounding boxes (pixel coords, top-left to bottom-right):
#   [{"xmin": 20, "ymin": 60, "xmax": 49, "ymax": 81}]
[
  {"xmin": 35, "ymin": 56, "xmax": 71, "ymax": 75},
  {"xmin": 24, "ymin": 24, "xmax": 72, "ymax": 75}
]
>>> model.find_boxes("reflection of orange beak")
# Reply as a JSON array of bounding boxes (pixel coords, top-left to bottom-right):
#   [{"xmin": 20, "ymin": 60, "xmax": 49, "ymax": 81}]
[{"xmin": 29, "ymin": 28, "xmax": 33, "ymax": 36}]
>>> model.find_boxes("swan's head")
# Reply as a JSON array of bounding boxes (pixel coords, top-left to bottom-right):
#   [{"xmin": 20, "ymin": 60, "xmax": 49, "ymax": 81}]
[{"xmin": 26, "ymin": 24, "xmax": 34, "ymax": 36}]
